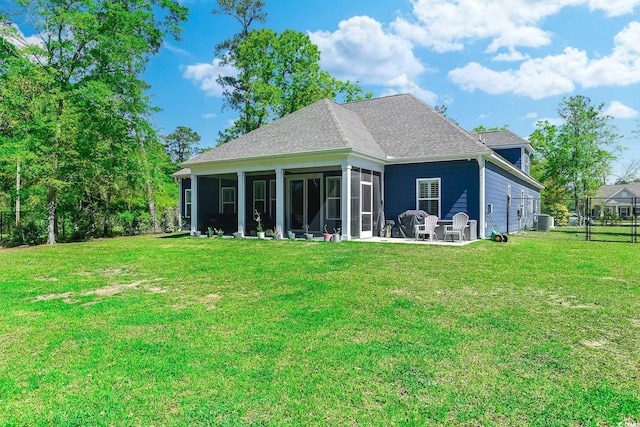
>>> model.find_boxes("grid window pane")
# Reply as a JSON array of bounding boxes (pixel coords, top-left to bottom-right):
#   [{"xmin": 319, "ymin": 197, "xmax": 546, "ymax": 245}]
[
  {"xmin": 326, "ymin": 177, "xmax": 341, "ymax": 220},
  {"xmin": 417, "ymin": 179, "xmax": 440, "ymax": 217}
]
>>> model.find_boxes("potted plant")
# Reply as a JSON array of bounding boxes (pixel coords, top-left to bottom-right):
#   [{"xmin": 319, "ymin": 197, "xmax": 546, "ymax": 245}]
[
  {"xmin": 287, "ymin": 230, "xmax": 296, "ymax": 239},
  {"xmin": 304, "ymin": 224, "xmax": 313, "ymax": 240},
  {"xmin": 215, "ymin": 228, "xmax": 224, "ymax": 237},
  {"xmin": 254, "ymin": 209, "xmax": 265, "ymax": 239},
  {"xmin": 233, "ymin": 231, "xmax": 243, "ymax": 238},
  {"xmin": 332, "ymin": 227, "xmax": 341, "ymax": 243},
  {"xmin": 207, "ymin": 227, "xmax": 213, "ymax": 238},
  {"xmin": 265, "ymin": 228, "xmax": 274, "ymax": 238},
  {"xmin": 323, "ymin": 225, "xmax": 333, "ymax": 241}
]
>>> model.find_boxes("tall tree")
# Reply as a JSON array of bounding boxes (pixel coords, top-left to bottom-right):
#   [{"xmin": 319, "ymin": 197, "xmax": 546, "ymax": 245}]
[
  {"xmin": 530, "ymin": 95, "xmax": 619, "ymax": 219},
  {"xmin": 434, "ymin": 104, "xmax": 459, "ymax": 125},
  {"xmin": 472, "ymin": 124, "xmax": 508, "ymax": 132},
  {"xmin": 213, "ymin": 0, "xmax": 266, "ymax": 138},
  {"xmin": 612, "ymin": 159, "xmax": 640, "ymax": 184},
  {"xmin": 2, "ymin": 0, "xmax": 188, "ymax": 243},
  {"xmin": 219, "ymin": 28, "xmax": 369, "ymax": 142},
  {"xmin": 163, "ymin": 126, "xmax": 201, "ymax": 164}
]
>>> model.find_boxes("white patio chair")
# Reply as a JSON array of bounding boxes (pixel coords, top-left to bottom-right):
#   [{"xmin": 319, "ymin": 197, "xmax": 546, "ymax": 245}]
[
  {"xmin": 444, "ymin": 212, "xmax": 469, "ymax": 242},
  {"xmin": 415, "ymin": 215, "xmax": 439, "ymax": 242}
]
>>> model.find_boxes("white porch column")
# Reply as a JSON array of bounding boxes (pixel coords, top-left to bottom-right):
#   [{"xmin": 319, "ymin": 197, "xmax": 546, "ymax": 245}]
[
  {"xmin": 237, "ymin": 171, "xmax": 246, "ymax": 237},
  {"xmin": 342, "ymin": 165, "xmax": 352, "ymax": 240},
  {"xmin": 177, "ymin": 179, "xmax": 183, "ymax": 231},
  {"xmin": 275, "ymin": 168, "xmax": 285, "ymax": 235},
  {"xmin": 477, "ymin": 155, "xmax": 486, "ymax": 239},
  {"xmin": 190, "ymin": 174, "xmax": 198, "ymax": 235}
]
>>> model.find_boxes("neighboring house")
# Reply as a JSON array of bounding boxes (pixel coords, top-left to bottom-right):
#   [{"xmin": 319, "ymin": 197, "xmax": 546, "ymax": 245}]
[
  {"xmin": 594, "ymin": 183, "xmax": 640, "ymax": 219},
  {"xmin": 173, "ymin": 94, "xmax": 543, "ymax": 239}
]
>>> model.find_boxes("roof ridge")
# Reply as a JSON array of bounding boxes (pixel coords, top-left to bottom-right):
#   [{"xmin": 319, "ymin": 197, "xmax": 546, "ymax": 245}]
[
  {"xmin": 325, "ymin": 99, "xmax": 353, "ymax": 149},
  {"xmin": 405, "ymin": 94, "xmax": 490, "ymax": 152}
]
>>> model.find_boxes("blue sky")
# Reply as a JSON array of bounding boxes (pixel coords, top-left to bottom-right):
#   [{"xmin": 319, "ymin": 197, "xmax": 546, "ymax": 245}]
[{"xmin": 51, "ymin": 1, "xmax": 640, "ymax": 179}]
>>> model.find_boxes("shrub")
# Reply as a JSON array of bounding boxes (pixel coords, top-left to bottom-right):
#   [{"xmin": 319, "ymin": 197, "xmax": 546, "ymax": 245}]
[
  {"xmin": 9, "ymin": 221, "xmax": 45, "ymax": 246},
  {"xmin": 545, "ymin": 203, "xmax": 570, "ymax": 226}
]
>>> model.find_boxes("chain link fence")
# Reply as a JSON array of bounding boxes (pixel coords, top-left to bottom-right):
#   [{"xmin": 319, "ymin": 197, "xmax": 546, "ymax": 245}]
[{"xmin": 506, "ymin": 197, "xmax": 639, "ymax": 243}]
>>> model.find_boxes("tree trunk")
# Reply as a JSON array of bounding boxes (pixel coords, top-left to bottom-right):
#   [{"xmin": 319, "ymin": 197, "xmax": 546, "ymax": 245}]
[
  {"xmin": 47, "ymin": 187, "xmax": 56, "ymax": 244},
  {"xmin": 15, "ymin": 161, "xmax": 20, "ymax": 227}
]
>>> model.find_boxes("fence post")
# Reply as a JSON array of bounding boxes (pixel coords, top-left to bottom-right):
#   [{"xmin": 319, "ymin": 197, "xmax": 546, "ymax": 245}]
[
  {"xmin": 585, "ymin": 198, "xmax": 590, "ymax": 241},
  {"xmin": 633, "ymin": 197, "xmax": 638, "ymax": 244}
]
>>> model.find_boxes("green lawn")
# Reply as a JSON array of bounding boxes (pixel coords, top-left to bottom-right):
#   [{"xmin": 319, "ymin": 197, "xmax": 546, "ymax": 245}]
[{"xmin": 1, "ymin": 235, "xmax": 639, "ymax": 426}]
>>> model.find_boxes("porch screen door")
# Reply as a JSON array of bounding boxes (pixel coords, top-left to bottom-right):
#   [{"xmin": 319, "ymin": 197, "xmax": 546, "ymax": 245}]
[
  {"xmin": 361, "ymin": 181, "xmax": 373, "ymax": 238},
  {"xmin": 287, "ymin": 176, "xmax": 322, "ymax": 233}
]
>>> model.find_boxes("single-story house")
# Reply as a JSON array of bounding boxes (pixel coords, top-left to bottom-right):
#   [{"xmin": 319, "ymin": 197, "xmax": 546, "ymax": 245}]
[
  {"xmin": 172, "ymin": 93, "xmax": 543, "ymax": 239},
  {"xmin": 594, "ymin": 183, "xmax": 640, "ymax": 219}
]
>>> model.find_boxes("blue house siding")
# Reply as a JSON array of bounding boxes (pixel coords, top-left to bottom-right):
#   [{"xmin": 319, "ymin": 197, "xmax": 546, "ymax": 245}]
[
  {"xmin": 384, "ymin": 160, "xmax": 480, "ymax": 226},
  {"xmin": 485, "ymin": 161, "xmax": 540, "ymax": 236},
  {"xmin": 494, "ymin": 148, "xmax": 521, "ymax": 169}
]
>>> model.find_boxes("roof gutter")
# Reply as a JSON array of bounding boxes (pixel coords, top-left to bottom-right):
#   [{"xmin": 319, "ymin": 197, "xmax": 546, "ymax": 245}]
[
  {"xmin": 386, "ymin": 152, "xmax": 492, "ymax": 165},
  {"xmin": 488, "ymin": 153, "xmax": 544, "ymax": 190}
]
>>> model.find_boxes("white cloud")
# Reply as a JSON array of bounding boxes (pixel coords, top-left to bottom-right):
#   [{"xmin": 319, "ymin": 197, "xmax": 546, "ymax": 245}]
[
  {"xmin": 604, "ymin": 101, "xmax": 639, "ymax": 119},
  {"xmin": 392, "ymin": 0, "xmax": 638, "ymax": 53},
  {"xmin": 309, "ymin": 15, "xmax": 440, "ymax": 104},
  {"xmin": 202, "ymin": 113, "xmax": 217, "ymax": 119},
  {"xmin": 163, "ymin": 42, "xmax": 190, "ymax": 57},
  {"xmin": 492, "ymin": 48, "xmax": 530, "ymax": 62},
  {"xmin": 309, "ymin": 16, "xmax": 426, "ymax": 86},
  {"xmin": 478, "ymin": 113, "xmax": 491, "ymax": 120},
  {"xmin": 449, "ymin": 22, "xmax": 640, "ymax": 99},
  {"xmin": 381, "ymin": 74, "xmax": 439, "ymax": 105},
  {"xmin": 588, "ymin": 0, "xmax": 640, "ymax": 17},
  {"xmin": 1, "ymin": 23, "xmax": 44, "ymax": 49},
  {"xmin": 183, "ymin": 58, "xmax": 236, "ymax": 97},
  {"xmin": 522, "ymin": 112, "xmax": 538, "ymax": 119}
]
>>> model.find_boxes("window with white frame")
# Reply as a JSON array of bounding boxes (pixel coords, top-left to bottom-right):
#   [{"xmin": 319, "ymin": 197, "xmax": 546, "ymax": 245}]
[
  {"xmin": 523, "ymin": 151, "xmax": 530, "ymax": 174},
  {"xmin": 326, "ymin": 176, "xmax": 341, "ymax": 220},
  {"xmin": 416, "ymin": 178, "xmax": 440, "ymax": 217},
  {"xmin": 221, "ymin": 187, "xmax": 236, "ymax": 214},
  {"xmin": 528, "ymin": 195, "xmax": 534, "ymax": 214},
  {"xmin": 269, "ymin": 180, "xmax": 276, "ymax": 218},
  {"xmin": 507, "ymin": 185, "xmax": 512, "ymax": 206},
  {"xmin": 253, "ymin": 180, "xmax": 266, "ymax": 214},
  {"xmin": 184, "ymin": 189, "xmax": 192, "ymax": 218}
]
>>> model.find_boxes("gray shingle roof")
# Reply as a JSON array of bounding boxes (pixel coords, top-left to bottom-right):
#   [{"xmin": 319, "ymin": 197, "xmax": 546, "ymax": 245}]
[
  {"xmin": 185, "ymin": 98, "xmax": 385, "ymax": 165},
  {"xmin": 475, "ymin": 130, "xmax": 530, "ymax": 148},
  {"xmin": 184, "ymin": 93, "xmax": 494, "ymax": 167},
  {"xmin": 597, "ymin": 183, "xmax": 640, "ymax": 199},
  {"xmin": 171, "ymin": 168, "xmax": 191, "ymax": 178},
  {"xmin": 343, "ymin": 94, "xmax": 492, "ymax": 159}
]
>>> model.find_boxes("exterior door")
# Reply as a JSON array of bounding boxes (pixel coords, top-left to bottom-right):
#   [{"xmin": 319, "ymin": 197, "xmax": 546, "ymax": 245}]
[
  {"xmin": 361, "ymin": 181, "xmax": 373, "ymax": 238},
  {"xmin": 286, "ymin": 175, "xmax": 322, "ymax": 234}
]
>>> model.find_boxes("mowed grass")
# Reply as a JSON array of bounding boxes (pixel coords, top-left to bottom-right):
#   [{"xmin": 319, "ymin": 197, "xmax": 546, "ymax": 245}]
[{"xmin": 0, "ymin": 235, "xmax": 638, "ymax": 426}]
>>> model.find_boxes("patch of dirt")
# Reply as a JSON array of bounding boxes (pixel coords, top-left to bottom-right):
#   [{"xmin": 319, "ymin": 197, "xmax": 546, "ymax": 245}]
[
  {"xmin": 32, "ymin": 278, "xmax": 165, "ymax": 304},
  {"xmin": 33, "ymin": 292, "xmax": 76, "ymax": 304},
  {"xmin": 548, "ymin": 294, "xmax": 598, "ymax": 309},
  {"xmin": 581, "ymin": 340, "xmax": 608, "ymax": 349},
  {"xmin": 630, "ymin": 319, "xmax": 640, "ymax": 328}
]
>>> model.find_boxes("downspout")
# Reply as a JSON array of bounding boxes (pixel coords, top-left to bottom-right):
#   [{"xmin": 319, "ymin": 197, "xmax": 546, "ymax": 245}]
[{"xmin": 477, "ymin": 155, "xmax": 486, "ymax": 239}]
